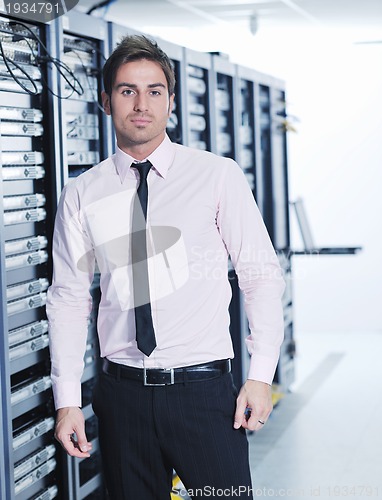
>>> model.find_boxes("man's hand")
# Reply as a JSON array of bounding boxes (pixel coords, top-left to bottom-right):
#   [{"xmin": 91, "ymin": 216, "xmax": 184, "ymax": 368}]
[
  {"xmin": 55, "ymin": 407, "xmax": 92, "ymax": 458},
  {"xmin": 233, "ymin": 379, "xmax": 273, "ymax": 432}
]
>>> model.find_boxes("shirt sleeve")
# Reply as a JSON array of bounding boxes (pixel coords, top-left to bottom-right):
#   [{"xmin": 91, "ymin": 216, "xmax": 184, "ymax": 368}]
[
  {"xmin": 216, "ymin": 159, "xmax": 286, "ymax": 385},
  {"xmin": 46, "ymin": 182, "xmax": 95, "ymax": 409}
]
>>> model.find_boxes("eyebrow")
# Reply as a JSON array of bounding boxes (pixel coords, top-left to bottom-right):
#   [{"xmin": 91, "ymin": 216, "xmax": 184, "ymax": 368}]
[{"xmin": 115, "ymin": 82, "xmax": 167, "ymax": 90}]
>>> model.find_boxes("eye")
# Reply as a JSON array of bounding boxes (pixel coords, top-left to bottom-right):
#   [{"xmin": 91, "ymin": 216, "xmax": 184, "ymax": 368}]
[
  {"xmin": 150, "ymin": 90, "xmax": 161, "ymax": 96},
  {"xmin": 121, "ymin": 89, "xmax": 135, "ymax": 96}
]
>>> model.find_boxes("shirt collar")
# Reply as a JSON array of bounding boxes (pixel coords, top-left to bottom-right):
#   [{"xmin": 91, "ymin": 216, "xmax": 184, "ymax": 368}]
[{"xmin": 114, "ymin": 134, "xmax": 175, "ymax": 183}]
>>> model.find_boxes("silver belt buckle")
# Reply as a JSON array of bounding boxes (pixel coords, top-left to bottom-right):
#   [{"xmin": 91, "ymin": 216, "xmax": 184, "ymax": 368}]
[{"xmin": 143, "ymin": 368, "xmax": 175, "ymax": 386}]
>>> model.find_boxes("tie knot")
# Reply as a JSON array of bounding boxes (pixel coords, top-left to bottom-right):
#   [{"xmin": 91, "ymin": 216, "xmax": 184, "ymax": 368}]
[{"xmin": 133, "ymin": 160, "xmax": 152, "ymax": 181}]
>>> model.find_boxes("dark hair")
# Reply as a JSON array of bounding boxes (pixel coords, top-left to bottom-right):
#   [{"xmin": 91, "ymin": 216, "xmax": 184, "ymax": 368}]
[{"xmin": 102, "ymin": 34, "xmax": 176, "ymax": 97}]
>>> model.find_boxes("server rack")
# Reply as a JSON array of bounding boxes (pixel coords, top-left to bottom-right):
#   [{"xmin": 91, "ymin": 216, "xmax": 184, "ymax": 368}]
[
  {"xmin": 235, "ymin": 65, "xmax": 295, "ymax": 393},
  {"xmin": 55, "ymin": 11, "xmax": 111, "ymax": 500},
  {"xmin": 57, "ymin": 13, "xmax": 110, "ymax": 182},
  {"xmin": 269, "ymin": 84, "xmax": 290, "ymax": 252},
  {"xmin": 255, "ymin": 76, "xmax": 273, "ymax": 229},
  {"xmin": 254, "ymin": 74, "xmax": 295, "ymax": 392},
  {"xmin": 236, "ymin": 66, "xmax": 260, "ymax": 194},
  {"xmin": 183, "ymin": 47, "xmax": 212, "ymax": 151},
  {"xmin": 268, "ymin": 82, "xmax": 294, "ymax": 391},
  {"xmin": 0, "ymin": 12, "xmax": 61, "ymax": 500},
  {"xmin": 251, "ymin": 76, "xmax": 291, "ymax": 253},
  {"xmin": 232, "ymin": 65, "xmax": 262, "ymax": 389},
  {"xmin": 209, "ymin": 54, "xmax": 239, "ymax": 159},
  {"xmin": 251, "ymin": 73, "xmax": 293, "ymax": 254},
  {"xmin": 208, "ymin": 54, "xmax": 248, "ymax": 388}
]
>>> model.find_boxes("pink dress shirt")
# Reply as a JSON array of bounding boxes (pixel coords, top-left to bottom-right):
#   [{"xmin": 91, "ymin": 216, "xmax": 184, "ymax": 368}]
[{"xmin": 46, "ymin": 135, "xmax": 285, "ymax": 409}]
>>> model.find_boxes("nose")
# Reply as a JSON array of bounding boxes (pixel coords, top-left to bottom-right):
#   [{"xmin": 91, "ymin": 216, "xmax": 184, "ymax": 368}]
[{"xmin": 133, "ymin": 93, "xmax": 148, "ymax": 112}]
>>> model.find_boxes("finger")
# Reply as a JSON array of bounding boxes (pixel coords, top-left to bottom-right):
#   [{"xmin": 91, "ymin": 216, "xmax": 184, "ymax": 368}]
[
  {"xmin": 233, "ymin": 397, "xmax": 248, "ymax": 429},
  {"xmin": 69, "ymin": 426, "xmax": 92, "ymax": 457},
  {"xmin": 71, "ymin": 434, "xmax": 92, "ymax": 457},
  {"xmin": 246, "ymin": 413, "xmax": 268, "ymax": 432},
  {"xmin": 240, "ymin": 407, "xmax": 254, "ymax": 430},
  {"xmin": 74, "ymin": 427, "xmax": 92, "ymax": 455},
  {"xmin": 55, "ymin": 431, "xmax": 91, "ymax": 458}
]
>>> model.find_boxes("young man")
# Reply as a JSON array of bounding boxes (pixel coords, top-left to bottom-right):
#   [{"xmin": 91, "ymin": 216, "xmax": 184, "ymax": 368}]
[{"xmin": 47, "ymin": 34, "xmax": 285, "ymax": 499}]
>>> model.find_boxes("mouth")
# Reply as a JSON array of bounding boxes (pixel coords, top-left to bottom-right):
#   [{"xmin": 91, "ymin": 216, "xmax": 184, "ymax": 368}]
[{"xmin": 131, "ymin": 117, "xmax": 151, "ymax": 127}]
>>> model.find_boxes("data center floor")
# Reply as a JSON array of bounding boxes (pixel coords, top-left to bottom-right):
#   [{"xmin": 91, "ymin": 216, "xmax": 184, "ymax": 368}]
[{"xmin": 248, "ymin": 330, "xmax": 382, "ymax": 500}]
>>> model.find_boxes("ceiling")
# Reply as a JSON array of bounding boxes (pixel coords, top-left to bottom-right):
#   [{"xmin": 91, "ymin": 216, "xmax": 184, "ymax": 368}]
[{"xmin": 75, "ymin": 0, "xmax": 382, "ymax": 43}]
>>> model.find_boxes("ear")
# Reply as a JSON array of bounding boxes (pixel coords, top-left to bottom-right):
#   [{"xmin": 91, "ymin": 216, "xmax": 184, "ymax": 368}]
[
  {"xmin": 101, "ymin": 90, "xmax": 111, "ymax": 116},
  {"xmin": 168, "ymin": 93, "xmax": 175, "ymax": 115}
]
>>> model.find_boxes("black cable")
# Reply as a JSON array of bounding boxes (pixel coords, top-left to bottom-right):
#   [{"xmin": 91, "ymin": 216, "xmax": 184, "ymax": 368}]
[
  {"xmin": 0, "ymin": 37, "xmax": 39, "ymax": 95},
  {"xmin": 73, "ymin": 37, "xmax": 107, "ymax": 62},
  {"xmin": 8, "ymin": 20, "xmax": 84, "ymax": 99},
  {"xmin": 13, "ymin": 32, "xmax": 80, "ymax": 99},
  {"xmin": 45, "ymin": 56, "xmax": 84, "ymax": 99},
  {"xmin": 67, "ymin": 48, "xmax": 104, "ymax": 112}
]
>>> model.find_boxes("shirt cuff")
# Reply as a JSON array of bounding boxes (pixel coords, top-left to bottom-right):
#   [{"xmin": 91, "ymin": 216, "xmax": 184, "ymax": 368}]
[
  {"xmin": 246, "ymin": 353, "xmax": 279, "ymax": 385},
  {"xmin": 52, "ymin": 379, "xmax": 82, "ymax": 410}
]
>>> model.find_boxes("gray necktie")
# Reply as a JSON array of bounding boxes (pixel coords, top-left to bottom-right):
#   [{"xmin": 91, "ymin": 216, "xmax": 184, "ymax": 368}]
[{"xmin": 131, "ymin": 160, "xmax": 157, "ymax": 356}]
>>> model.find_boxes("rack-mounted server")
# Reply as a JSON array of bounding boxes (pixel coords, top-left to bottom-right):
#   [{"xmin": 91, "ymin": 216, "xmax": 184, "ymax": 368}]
[{"xmin": 0, "ymin": 13, "xmax": 60, "ymax": 500}]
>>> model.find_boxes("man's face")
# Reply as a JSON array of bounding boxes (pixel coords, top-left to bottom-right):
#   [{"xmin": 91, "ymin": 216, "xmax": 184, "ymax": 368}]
[{"xmin": 102, "ymin": 59, "xmax": 174, "ymax": 156}]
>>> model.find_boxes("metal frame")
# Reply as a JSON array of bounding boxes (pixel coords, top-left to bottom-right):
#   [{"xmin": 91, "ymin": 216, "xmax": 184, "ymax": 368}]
[
  {"xmin": 55, "ymin": 12, "xmax": 111, "ymax": 499},
  {"xmin": 0, "ymin": 12, "xmax": 61, "ymax": 499}
]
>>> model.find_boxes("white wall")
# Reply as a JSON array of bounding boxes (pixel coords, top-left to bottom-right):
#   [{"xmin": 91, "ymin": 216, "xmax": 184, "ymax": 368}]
[
  {"xmin": 235, "ymin": 27, "xmax": 382, "ymax": 335},
  {"xmin": 144, "ymin": 23, "xmax": 382, "ymax": 334},
  {"xmin": 236, "ymin": 28, "xmax": 382, "ymax": 334}
]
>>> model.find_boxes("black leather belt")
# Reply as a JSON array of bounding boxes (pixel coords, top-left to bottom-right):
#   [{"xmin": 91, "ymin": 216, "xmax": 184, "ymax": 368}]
[{"xmin": 102, "ymin": 358, "xmax": 231, "ymax": 386}]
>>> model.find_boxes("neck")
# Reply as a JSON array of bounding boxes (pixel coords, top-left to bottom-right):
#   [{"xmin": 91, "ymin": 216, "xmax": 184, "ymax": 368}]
[{"xmin": 116, "ymin": 133, "xmax": 166, "ymax": 161}]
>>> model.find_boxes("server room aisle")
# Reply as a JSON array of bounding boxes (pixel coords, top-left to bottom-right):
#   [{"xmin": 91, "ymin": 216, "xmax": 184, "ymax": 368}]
[{"xmin": 248, "ymin": 330, "xmax": 382, "ymax": 499}]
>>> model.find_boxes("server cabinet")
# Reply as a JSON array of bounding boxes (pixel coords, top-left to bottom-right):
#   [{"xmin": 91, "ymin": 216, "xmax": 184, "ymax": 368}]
[
  {"xmin": 252, "ymin": 75, "xmax": 295, "ymax": 391},
  {"xmin": 57, "ymin": 12, "xmax": 111, "ymax": 183},
  {"xmin": 231, "ymin": 66, "xmax": 262, "ymax": 389},
  {"xmin": 0, "ymin": 13, "xmax": 61, "ymax": 500},
  {"xmin": 255, "ymin": 77, "xmax": 273, "ymax": 231},
  {"xmin": 276, "ymin": 251, "xmax": 294, "ymax": 392},
  {"xmin": 236, "ymin": 66, "xmax": 260, "ymax": 194},
  {"xmin": 154, "ymin": 36, "xmax": 187, "ymax": 146},
  {"xmin": 269, "ymin": 83, "xmax": 290, "ymax": 252},
  {"xmin": 259, "ymin": 74, "xmax": 294, "ymax": 392},
  {"xmin": 268, "ymin": 82, "xmax": 294, "ymax": 390},
  {"xmin": 55, "ymin": 11, "xmax": 111, "ymax": 500},
  {"xmin": 209, "ymin": 54, "xmax": 239, "ymax": 160},
  {"xmin": 154, "ymin": 36, "xmax": 188, "ymax": 147},
  {"xmin": 235, "ymin": 65, "xmax": 295, "ymax": 393},
  {"xmin": 251, "ymin": 73, "xmax": 291, "ymax": 252},
  {"xmin": 183, "ymin": 48, "xmax": 212, "ymax": 151},
  {"xmin": 209, "ymin": 54, "xmax": 248, "ymax": 388}
]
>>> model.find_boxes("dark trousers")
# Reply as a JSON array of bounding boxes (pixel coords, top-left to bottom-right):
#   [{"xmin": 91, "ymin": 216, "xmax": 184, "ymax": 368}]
[{"xmin": 92, "ymin": 369, "xmax": 253, "ymax": 500}]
